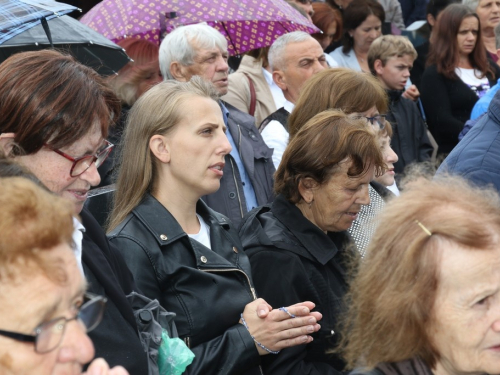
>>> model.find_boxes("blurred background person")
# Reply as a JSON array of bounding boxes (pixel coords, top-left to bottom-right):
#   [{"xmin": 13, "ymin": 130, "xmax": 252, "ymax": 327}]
[
  {"xmin": 222, "ymin": 47, "xmax": 285, "ymax": 127},
  {"xmin": 340, "ymin": 175, "xmax": 500, "ymax": 375},
  {"xmin": 259, "ymin": 31, "xmax": 327, "ymax": 169},
  {"xmin": 0, "ymin": 176, "xmax": 127, "ymax": 375},
  {"xmin": 100, "ymin": 38, "xmax": 161, "ymax": 186},
  {"xmin": 330, "ymin": 0, "xmax": 385, "ymax": 73},
  {"xmin": 411, "ymin": 0, "xmax": 461, "ymax": 91},
  {"xmin": 368, "ymin": 35, "xmax": 434, "ymax": 177},
  {"xmin": 463, "ymin": 0, "xmax": 500, "ymax": 63},
  {"xmin": 0, "ymin": 50, "xmax": 149, "ymax": 373},
  {"xmin": 311, "ymin": 2, "xmax": 343, "ymax": 65},
  {"xmin": 108, "ymin": 78, "xmax": 323, "ymax": 374},
  {"xmin": 420, "ymin": 4, "xmax": 500, "ymax": 156},
  {"xmin": 240, "ymin": 110, "xmax": 385, "ymax": 374}
]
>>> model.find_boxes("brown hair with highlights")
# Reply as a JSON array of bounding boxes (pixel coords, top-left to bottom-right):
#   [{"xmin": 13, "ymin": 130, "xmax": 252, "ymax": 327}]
[
  {"xmin": 0, "ymin": 50, "xmax": 120, "ymax": 155},
  {"xmin": 275, "ymin": 109, "xmax": 385, "ymax": 203},
  {"xmin": 288, "ymin": 68, "xmax": 388, "ymax": 138}
]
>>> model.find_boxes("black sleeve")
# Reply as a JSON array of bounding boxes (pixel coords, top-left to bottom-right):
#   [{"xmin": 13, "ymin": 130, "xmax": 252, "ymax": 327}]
[{"xmin": 248, "ymin": 248, "xmax": 343, "ymax": 375}]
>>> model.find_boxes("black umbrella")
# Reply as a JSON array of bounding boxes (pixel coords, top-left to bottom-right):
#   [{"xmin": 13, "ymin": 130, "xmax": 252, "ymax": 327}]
[{"xmin": 0, "ymin": 15, "xmax": 131, "ymax": 75}]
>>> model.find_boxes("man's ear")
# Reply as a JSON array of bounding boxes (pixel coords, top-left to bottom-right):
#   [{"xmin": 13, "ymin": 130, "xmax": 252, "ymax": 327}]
[
  {"xmin": 170, "ymin": 62, "xmax": 189, "ymax": 82},
  {"xmin": 298, "ymin": 177, "xmax": 318, "ymax": 204},
  {"xmin": 273, "ymin": 70, "xmax": 287, "ymax": 91},
  {"xmin": 0, "ymin": 133, "xmax": 16, "ymax": 156},
  {"xmin": 373, "ymin": 59, "xmax": 385, "ymax": 76},
  {"xmin": 149, "ymin": 135, "xmax": 171, "ymax": 164}
]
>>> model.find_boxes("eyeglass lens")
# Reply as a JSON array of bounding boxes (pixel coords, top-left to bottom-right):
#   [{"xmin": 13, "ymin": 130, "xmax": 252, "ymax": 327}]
[
  {"xmin": 71, "ymin": 145, "xmax": 113, "ymax": 177},
  {"xmin": 35, "ymin": 296, "xmax": 106, "ymax": 353}
]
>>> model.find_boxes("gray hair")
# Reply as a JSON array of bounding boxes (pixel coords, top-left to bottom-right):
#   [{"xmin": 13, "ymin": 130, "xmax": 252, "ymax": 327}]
[
  {"xmin": 159, "ymin": 23, "xmax": 228, "ymax": 80},
  {"xmin": 268, "ymin": 31, "xmax": 315, "ymax": 71},
  {"xmin": 462, "ymin": 0, "xmax": 479, "ymax": 11}
]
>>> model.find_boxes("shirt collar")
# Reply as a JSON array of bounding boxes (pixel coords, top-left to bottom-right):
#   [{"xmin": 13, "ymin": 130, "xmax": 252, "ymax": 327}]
[{"xmin": 262, "ymin": 67, "xmax": 273, "ymax": 86}]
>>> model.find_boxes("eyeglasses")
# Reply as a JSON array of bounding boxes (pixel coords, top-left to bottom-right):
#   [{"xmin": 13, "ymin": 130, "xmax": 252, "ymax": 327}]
[
  {"xmin": 45, "ymin": 140, "xmax": 114, "ymax": 177},
  {"xmin": 0, "ymin": 293, "xmax": 106, "ymax": 354},
  {"xmin": 364, "ymin": 114, "xmax": 387, "ymax": 130}
]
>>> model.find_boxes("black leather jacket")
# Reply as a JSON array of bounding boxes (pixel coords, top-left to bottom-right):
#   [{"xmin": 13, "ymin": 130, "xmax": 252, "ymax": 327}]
[{"xmin": 108, "ymin": 194, "xmax": 262, "ymax": 375}]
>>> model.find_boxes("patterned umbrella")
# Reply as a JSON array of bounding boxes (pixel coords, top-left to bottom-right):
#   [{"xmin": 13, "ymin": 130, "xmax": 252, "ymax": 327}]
[
  {"xmin": 0, "ymin": 0, "xmax": 78, "ymax": 44},
  {"xmin": 81, "ymin": 0, "xmax": 320, "ymax": 55}
]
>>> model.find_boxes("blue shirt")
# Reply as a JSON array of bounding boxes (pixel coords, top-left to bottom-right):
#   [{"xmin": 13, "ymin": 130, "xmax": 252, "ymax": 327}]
[{"xmin": 220, "ymin": 102, "xmax": 258, "ymax": 212}]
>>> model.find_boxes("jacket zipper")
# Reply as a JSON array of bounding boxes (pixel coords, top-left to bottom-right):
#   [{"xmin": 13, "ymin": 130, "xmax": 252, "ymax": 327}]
[
  {"xmin": 229, "ymin": 157, "xmax": 245, "ymax": 219},
  {"xmin": 202, "ymin": 268, "xmax": 264, "ymax": 374},
  {"xmin": 201, "ymin": 268, "xmax": 257, "ymax": 299}
]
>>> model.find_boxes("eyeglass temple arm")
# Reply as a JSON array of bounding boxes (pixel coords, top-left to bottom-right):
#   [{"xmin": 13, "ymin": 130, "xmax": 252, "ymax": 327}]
[{"xmin": 0, "ymin": 329, "xmax": 36, "ymax": 343}]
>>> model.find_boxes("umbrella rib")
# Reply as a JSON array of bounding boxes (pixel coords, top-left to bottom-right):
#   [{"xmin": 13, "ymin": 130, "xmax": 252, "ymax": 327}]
[{"xmin": 220, "ymin": 22, "xmax": 238, "ymax": 55}]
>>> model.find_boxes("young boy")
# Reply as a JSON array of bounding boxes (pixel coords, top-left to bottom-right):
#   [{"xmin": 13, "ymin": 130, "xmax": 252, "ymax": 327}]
[{"xmin": 368, "ymin": 35, "xmax": 433, "ymax": 176}]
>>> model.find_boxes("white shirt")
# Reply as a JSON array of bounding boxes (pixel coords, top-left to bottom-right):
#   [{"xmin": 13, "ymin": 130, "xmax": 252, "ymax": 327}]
[
  {"xmin": 72, "ymin": 217, "xmax": 85, "ymax": 275},
  {"xmin": 262, "ymin": 67, "xmax": 286, "ymax": 109},
  {"xmin": 188, "ymin": 214, "xmax": 211, "ymax": 249},
  {"xmin": 261, "ymin": 100, "xmax": 295, "ymax": 170},
  {"xmin": 325, "ymin": 53, "xmax": 339, "ymax": 68},
  {"xmin": 386, "ymin": 181, "xmax": 400, "ymax": 196},
  {"xmin": 455, "ymin": 68, "xmax": 490, "ymax": 98}
]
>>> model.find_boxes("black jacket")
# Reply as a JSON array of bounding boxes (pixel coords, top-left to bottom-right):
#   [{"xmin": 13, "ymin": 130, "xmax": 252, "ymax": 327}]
[
  {"xmin": 108, "ymin": 195, "xmax": 262, "ymax": 375},
  {"xmin": 420, "ymin": 63, "xmax": 500, "ymax": 154},
  {"xmin": 202, "ymin": 102, "xmax": 275, "ymax": 227},
  {"xmin": 80, "ymin": 208, "xmax": 149, "ymax": 375},
  {"xmin": 386, "ymin": 90, "xmax": 433, "ymax": 175},
  {"xmin": 239, "ymin": 194, "xmax": 351, "ymax": 374}
]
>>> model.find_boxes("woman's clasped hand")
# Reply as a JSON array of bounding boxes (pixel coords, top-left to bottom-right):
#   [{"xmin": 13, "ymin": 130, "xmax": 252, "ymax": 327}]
[{"xmin": 242, "ymin": 300, "xmax": 322, "ymax": 355}]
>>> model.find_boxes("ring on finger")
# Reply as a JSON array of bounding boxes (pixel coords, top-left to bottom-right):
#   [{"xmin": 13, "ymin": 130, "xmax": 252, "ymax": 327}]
[{"xmin": 279, "ymin": 306, "xmax": 296, "ymax": 318}]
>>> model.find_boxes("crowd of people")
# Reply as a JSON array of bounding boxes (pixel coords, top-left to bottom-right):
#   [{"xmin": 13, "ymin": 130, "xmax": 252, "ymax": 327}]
[{"xmin": 2, "ymin": 0, "xmax": 500, "ymax": 374}]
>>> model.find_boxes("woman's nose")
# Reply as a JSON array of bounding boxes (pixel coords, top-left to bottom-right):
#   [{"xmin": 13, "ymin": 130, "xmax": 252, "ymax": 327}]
[
  {"xmin": 57, "ymin": 320, "xmax": 95, "ymax": 365},
  {"xmin": 81, "ymin": 162, "xmax": 101, "ymax": 187}
]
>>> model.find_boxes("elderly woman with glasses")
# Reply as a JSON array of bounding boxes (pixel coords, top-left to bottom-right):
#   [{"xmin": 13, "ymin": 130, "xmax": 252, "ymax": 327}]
[
  {"xmin": 0, "ymin": 176, "xmax": 126, "ymax": 375},
  {"xmin": 239, "ymin": 109, "xmax": 385, "ymax": 374},
  {"xmin": 0, "ymin": 50, "xmax": 149, "ymax": 373}
]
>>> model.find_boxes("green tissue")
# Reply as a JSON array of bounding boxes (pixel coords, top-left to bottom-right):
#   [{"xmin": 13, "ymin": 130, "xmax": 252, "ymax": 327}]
[{"xmin": 158, "ymin": 329, "xmax": 195, "ymax": 375}]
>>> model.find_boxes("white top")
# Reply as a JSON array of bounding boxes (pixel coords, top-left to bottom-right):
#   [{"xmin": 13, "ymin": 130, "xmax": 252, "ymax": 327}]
[
  {"xmin": 261, "ymin": 100, "xmax": 295, "ymax": 170},
  {"xmin": 188, "ymin": 214, "xmax": 211, "ymax": 249},
  {"xmin": 455, "ymin": 68, "xmax": 490, "ymax": 98},
  {"xmin": 325, "ymin": 53, "xmax": 339, "ymax": 68},
  {"xmin": 72, "ymin": 216, "xmax": 85, "ymax": 275},
  {"xmin": 262, "ymin": 67, "xmax": 286, "ymax": 109},
  {"xmin": 386, "ymin": 181, "xmax": 400, "ymax": 196},
  {"xmin": 329, "ymin": 47, "xmax": 362, "ymax": 72}
]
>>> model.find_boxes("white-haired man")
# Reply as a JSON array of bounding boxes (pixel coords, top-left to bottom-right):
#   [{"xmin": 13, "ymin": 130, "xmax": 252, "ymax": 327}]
[
  {"xmin": 159, "ymin": 24, "xmax": 275, "ymax": 226},
  {"xmin": 259, "ymin": 31, "xmax": 327, "ymax": 169}
]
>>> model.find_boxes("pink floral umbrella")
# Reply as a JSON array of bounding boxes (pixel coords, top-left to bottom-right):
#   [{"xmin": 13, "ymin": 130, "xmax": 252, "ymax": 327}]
[{"xmin": 81, "ymin": 0, "xmax": 320, "ymax": 55}]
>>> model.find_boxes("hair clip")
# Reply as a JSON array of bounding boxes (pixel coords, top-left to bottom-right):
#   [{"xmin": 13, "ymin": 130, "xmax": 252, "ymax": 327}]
[{"xmin": 415, "ymin": 220, "xmax": 432, "ymax": 236}]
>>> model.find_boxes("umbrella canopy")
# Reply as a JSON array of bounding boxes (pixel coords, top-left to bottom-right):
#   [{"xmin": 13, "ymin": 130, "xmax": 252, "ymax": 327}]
[
  {"xmin": 0, "ymin": 15, "xmax": 130, "ymax": 75},
  {"xmin": 0, "ymin": 0, "xmax": 78, "ymax": 43},
  {"xmin": 81, "ymin": 0, "xmax": 320, "ymax": 55}
]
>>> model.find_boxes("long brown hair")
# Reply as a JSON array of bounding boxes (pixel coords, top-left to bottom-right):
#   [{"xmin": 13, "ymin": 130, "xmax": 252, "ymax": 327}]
[
  {"xmin": 107, "ymin": 77, "xmax": 219, "ymax": 232},
  {"xmin": 427, "ymin": 3, "xmax": 493, "ymax": 80}
]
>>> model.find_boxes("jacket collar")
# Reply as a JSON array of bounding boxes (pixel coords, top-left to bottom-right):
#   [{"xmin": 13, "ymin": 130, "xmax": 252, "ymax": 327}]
[
  {"xmin": 386, "ymin": 88, "xmax": 404, "ymax": 103},
  {"xmin": 131, "ymin": 193, "xmax": 231, "ymax": 248},
  {"xmin": 271, "ymin": 194, "xmax": 348, "ymax": 265}
]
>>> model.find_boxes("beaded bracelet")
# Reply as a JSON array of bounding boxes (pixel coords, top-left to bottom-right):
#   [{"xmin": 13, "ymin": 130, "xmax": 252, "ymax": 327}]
[{"xmin": 240, "ymin": 313, "xmax": 280, "ymax": 355}]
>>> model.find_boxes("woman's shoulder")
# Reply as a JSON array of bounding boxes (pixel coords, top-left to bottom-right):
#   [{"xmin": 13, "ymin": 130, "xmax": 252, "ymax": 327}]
[{"xmin": 329, "ymin": 46, "xmax": 351, "ymax": 62}]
